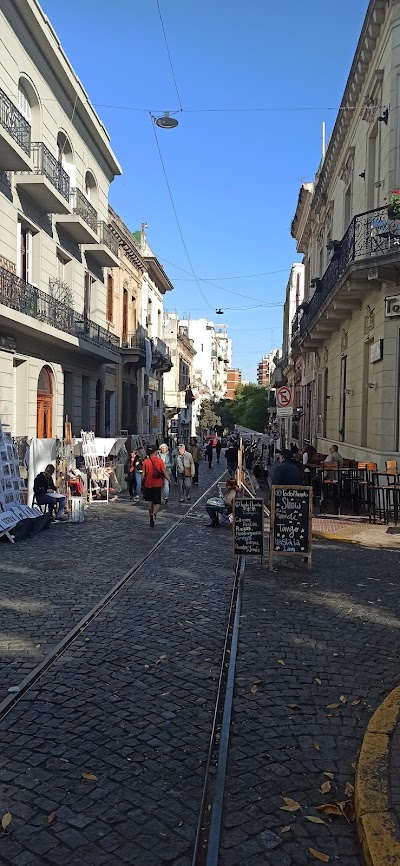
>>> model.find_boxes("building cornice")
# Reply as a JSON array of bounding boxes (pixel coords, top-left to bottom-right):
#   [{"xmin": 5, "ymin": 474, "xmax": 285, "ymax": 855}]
[
  {"xmin": 0, "ymin": 0, "xmax": 122, "ymax": 177},
  {"xmin": 312, "ymin": 0, "xmax": 388, "ymax": 214},
  {"xmin": 144, "ymin": 256, "xmax": 174, "ymax": 294},
  {"xmin": 108, "ymin": 206, "xmax": 146, "ymax": 272}
]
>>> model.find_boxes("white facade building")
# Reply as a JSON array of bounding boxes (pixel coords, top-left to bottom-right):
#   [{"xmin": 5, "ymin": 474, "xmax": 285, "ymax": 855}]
[
  {"xmin": 179, "ymin": 318, "xmax": 232, "ymax": 400},
  {"xmin": 0, "ymin": 0, "xmax": 121, "ymax": 438}
]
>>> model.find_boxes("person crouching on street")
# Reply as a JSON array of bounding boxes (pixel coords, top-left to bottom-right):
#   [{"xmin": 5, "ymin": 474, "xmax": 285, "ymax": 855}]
[
  {"xmin": 159, "ymin": 443, "xmax": 173, "ymax": 504},
  {"xmin": 142, "ymin": 444, "xmax": 170, "ymax": 528},
  {"xmin": 176, "ymin": 443, "xmax": 195, "ymax": 502},
  {"xmin": 205, "ymin": 477, "xmax": 239, "ymax": 528}
]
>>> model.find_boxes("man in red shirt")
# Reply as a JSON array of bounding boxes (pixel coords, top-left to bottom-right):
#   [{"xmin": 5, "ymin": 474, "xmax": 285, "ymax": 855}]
[{"xmin": 142, "ymin": 443, "xmax": 170, "ymax": 527}]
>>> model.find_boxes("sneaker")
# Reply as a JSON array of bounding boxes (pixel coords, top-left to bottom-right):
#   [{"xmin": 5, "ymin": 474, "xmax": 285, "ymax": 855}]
[
  {"xmin": 150, "ymin": 515, "xmax": 155, "ymax": 528},
  {"xmin": 179, "ymin": 498, "xmax": 184, "ymax": 503},
  {"xmin": 164, "ymin": 498, "xmax": 168, "ymax": 505},
  {"xmin": 55, "ymin": 515, "xmax": 68, "ymax": 522},
  {"xmin": 134, "ymin": 496, "xmax": 139, "ymax": 502}
]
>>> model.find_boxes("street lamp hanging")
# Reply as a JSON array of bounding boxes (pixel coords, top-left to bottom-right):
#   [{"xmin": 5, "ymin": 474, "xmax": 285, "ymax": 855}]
[{"xmin": 154, "ymin": 112, "xmax": 179, "ymax": 129}]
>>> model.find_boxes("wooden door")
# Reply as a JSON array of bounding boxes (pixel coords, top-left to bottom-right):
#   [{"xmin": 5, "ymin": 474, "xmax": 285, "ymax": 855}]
[{"xmin": 37, "ymin": 366, "xmax": 53, "ymax": 438}]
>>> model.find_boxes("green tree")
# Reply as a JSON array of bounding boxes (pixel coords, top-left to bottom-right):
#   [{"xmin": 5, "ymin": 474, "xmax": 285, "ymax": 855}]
[
  {"xmin": 220, "ymin": 384, "xmax": 272, "ymax": 432},
  {"xmin": 199, "ymin": 399, "xmax": 221, "ymax": 430}
]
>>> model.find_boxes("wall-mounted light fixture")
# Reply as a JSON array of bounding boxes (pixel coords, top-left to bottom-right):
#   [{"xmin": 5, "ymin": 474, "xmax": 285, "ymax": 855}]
[
  {"xmin": 359, "ymin": 171, "xmax": 366, "ymax": 179},
  {"xmin": 367, "ymin": 382, "xmax": 377, "ymax": 389},
  {"xmin": 345, "ymin": 389, "xmax": 354, "ymax": 396},
  {"xmin": 378, "ymin": 107, "xmax": 389, "ymax": 125}
]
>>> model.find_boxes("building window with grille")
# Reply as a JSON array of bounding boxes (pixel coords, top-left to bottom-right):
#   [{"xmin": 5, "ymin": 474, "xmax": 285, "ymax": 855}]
[
  {"xmin": 106, "ymin": 273, "xmax": 113, "ymax": 323},
  {"xmin": 18, "ymin": 84, "xmax": 31, "ymax": 123}
]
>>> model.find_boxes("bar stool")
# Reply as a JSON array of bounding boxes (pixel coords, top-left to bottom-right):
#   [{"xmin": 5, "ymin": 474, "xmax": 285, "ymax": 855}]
[
  {"xmin": 320, "ymin": 464, "xmax": 340, "ymax": 514},
  {"xmin": 370, "ymin": 471, "xmax": 399, "ymax": 524}
]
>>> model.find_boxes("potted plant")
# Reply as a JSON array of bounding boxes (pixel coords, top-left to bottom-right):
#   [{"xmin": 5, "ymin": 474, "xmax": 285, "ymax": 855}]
[
  {"xmin": 326, "ymin": 239, "xmax": 342, "ymax": 252},
  {"xmin": 387, "ymin": 190, "xmax": 400, "ymax": 219}
]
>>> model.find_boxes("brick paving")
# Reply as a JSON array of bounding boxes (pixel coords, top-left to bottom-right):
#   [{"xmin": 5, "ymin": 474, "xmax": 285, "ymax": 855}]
[
  {"xmin": 220, "ymin": 539, "xmax": 400, "ymax": 866},
  {"xmin": 0, "ymin": 462, "xmax": 224, "ymax": 700},
  {"xmin": 0, "ymin": 466, "xmax": 234, "ymax": 866}
]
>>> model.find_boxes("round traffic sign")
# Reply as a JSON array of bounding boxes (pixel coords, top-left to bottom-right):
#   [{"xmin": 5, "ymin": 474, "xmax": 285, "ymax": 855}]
[{"xmin": 276, "ymin": 386, "xmax": 293, "ymax": 408}]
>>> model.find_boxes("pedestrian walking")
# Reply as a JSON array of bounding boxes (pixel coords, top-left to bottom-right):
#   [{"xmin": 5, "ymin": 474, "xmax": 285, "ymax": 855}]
[
  {"xmin": 124, "ymin": 449, "xmax": 142, "ymax": 502},
  {"xmin": 215, "ymin": 437, "xmax": 222, "ymax": 463},
  {"xmin": 225, "ymin": 441, "xmax": 238, "ymax": 477},
  {"xmin": 159, "ymin": 443, "xmax": 173, "ymax": 504},
  {"xmin": 205, "ymin": 441, "xmax": 213, "ymax": 468},
  {"xmin": 141, "ymin": 444, "xmax": 170, "ymax": 528},
  {"xmin": 271, "ymin": 449, "xmax": 303, "ymax": 485},
  {"xmin": 176, "ymin": 443, "xmax": 195, "ymax": 501},
  {"xmin": 188, "ymin": 436, "xmax": 202, "ymax": 485}
]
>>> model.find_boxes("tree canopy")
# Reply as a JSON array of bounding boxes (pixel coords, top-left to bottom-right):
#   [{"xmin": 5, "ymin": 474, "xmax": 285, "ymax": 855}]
[{"xmin": 198, "ymin": 385, "xmax": 275, "ymax": 434}]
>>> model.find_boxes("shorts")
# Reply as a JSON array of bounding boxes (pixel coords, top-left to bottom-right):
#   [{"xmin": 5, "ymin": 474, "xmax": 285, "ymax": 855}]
[{"xmin": 144, "ymin": 487, "xmax": 162, "ymax": 505}]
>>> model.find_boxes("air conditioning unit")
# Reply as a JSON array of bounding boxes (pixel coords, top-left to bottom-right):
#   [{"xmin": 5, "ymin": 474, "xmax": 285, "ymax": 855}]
[{"xmin": 385, "ymin": 295, "xmax": 400, "ymax": 317}]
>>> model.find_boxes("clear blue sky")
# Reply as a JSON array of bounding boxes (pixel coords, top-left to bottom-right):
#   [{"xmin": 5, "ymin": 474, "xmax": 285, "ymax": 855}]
[{"xmin": 40, "ymin": 0, "xmax": 367, "ymax": 381}]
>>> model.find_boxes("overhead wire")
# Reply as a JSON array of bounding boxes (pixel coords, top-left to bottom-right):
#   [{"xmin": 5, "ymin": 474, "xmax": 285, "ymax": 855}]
[
  {"xmin": 150, "ymin": 116, "xmax": 214, "ymax": 310},
  {"xmin": 157, "ymin": 255, "xmax": 290, "ymax": 302},
  {"xmin": 155, "ymin": 0, "xmax": 183, "ymax": 112}
]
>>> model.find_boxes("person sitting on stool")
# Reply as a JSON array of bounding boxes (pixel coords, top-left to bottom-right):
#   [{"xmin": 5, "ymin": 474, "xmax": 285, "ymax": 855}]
[{"xmin": 34, "ymin": 464, "xmax": 67, "ymax": 521}]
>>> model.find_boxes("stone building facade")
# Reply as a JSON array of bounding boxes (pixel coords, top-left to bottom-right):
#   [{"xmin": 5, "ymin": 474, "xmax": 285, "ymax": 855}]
[
  {"xmin": 0, "ymin": 0, "xmax": 121, "ymax": 439},
  {"xmin": 291, "ymin": 0, "xmax": 400, "ymax": 467}
]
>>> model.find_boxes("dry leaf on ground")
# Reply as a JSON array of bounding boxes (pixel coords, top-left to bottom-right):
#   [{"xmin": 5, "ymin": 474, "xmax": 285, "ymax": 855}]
[
  {"xmin": 320, "ymin": 781, "xmax": 331, "ymax": 794},
  {"xmin": 287, "ymin": 703, "xmax": 301, "ymax": 711},
  {"xmin": 316, "ymin": 804, "xmax": 343, "ymax": 817},
  {"xmin": 81, "ymin": 773, "xmax": 97, "ymax": 781},
  {"xmin": 306, "ymin": 816, "xmax": 327, "ymax": 825},
  {"xmin": 323, "ymin": 772, "xmax": 334, "ymax": 779},
  {"xmin": 281, "ymin": 825, "xmax": 291, "ymax": 833},
  {"xmin": 250, "ymin": 685, "xmax": 258, "ymax": 694},
  {"xmin": 47, "ymin": 812, "xmax": 56, "ymax": 824},
  {"xmin": 314, "ymin": 740, "xmax": 321, "ymax": 751},
  {"xmin": 1, "ymin": 813, "xmax": 12, "ymax": 831},
  {"xmin": 309, "ymin": 848, "xmax": 330, "ymax": 863},
  {"xmin": 315, "ymin": 678, "xmax": 322, "ymax": 685},
  {"xmin": 339, "ymin": 695, "xmax": 347, "ymax": 704},
  {"xmin": 326, "ymin": 703, "xmax": 340, "ymax": 709},
  {"xmin": 278, "ymin": 659, "xmax": 286, "ymax": 666},
  {"xmin": 351, "ymin": 699, "xmax": 361, "ymax": 706},
  {"xmin": 280, "ymin": 797, "xmax": 302, "ymax": 812},
  {"xmin": 345, "ymin": 781, "xmax": 354, "ymax": 797}
]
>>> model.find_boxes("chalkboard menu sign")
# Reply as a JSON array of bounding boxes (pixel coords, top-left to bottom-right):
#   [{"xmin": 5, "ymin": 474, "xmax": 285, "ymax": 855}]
[
  {"xmin": 269, "ymin": 485, "xmax": 312, "ymax": 571},
  {"xmin": 234, "ymin": 497, "xmax": 264, "ymax": 557}
]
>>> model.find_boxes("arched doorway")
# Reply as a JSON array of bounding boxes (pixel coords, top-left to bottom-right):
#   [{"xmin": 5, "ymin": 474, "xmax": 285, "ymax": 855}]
[
  {"xmin": 37, "ymin": 366, "xmax": 53, "ymax": 438},
  {"xmin": 95, "ymin": 379, "xmax": 103, "ymax": 436}
]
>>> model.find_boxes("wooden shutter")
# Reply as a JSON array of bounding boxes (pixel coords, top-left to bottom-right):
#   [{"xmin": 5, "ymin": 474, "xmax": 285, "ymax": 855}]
[{"xmin": 106, "ymin": 274, "xmax": 113, "ymax": 322}]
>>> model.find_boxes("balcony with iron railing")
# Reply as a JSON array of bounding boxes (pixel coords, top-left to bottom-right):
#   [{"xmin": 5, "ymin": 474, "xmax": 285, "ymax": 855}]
[
  {"xmin": 151, "ymin": 336, "xmax": 173, "ymax": 372},
  {"xmin": 292, "ymin": 205, "xmax": 400, "ymax": 347},
  {"xmin": 0, "ymin": 88, "xmax": 32, "ymax": 170},
  {"xmin": 84, "ymin": 220, "xmax": 120, "ymax": 267},
  {"xmin": 0, "ymin": 265, "xmax": 119, "ymax": 355},
  {"xmin": 57, "ymin": 187, "xmax": 98, "ymax": 243},
  {"xmin": 15, "ymin": 142, "xmax": 71, "ymax": 213},
  {"xmin": 120, "ymin": 326, "xmax": 147, "ymax": 366}
]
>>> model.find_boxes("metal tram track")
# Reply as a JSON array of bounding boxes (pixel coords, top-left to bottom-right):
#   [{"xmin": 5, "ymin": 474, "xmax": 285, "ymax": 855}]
[
  {"xmin": 192, "ymin": 554, "xmax": 245, "ymax": 866},
  {"xmin": 0, "ymin": 473, "xmax": 226, "ymax": 724}
]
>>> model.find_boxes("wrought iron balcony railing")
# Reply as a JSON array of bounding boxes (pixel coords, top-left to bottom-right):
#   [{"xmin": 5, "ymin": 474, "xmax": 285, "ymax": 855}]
[
  {"xmin": 121, "ymin": 328, "xmax": 147, "ymax": 350},
  {"xmin": 152, "ymin": 336, "xmax": 172, "ymax": 364},
  {"xmin": 296, "ymin": 205, "xmax": 400, "ymax": 342},
  {"xmin": 0, "ymin": 266, "xmax": 119, "ymax": 353},
  {"xmin": 0, "ymin": 88, "xmax": 31, "ymax": 155},
  {"xmin": 70, "ymin": 188, "xmax": 97, "ymax": 232},
  {"xmin": 30, "ymin": 142, "xmax": 70, "ymax": 201},
  {"xmin": 97, "ymin": 221, "xmax": 119, "ymax": 257}
]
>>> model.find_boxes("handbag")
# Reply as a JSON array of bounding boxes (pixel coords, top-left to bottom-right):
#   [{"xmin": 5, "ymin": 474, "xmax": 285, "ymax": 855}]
[{"xmin": 184, "ymin": 466, "xmax": 192, "ymax": 478}]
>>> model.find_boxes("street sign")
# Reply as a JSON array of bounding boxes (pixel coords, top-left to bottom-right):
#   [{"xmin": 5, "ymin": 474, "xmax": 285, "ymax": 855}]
[
  {"xmin": 276, "ymin": 386, "xmax": 293, "ymax": 409},
  {"xmin": 277, "ymin": 406, "xmax": 293, "ymax": 417}
]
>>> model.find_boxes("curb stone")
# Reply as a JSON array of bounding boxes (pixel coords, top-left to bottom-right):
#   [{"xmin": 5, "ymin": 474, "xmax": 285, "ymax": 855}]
[{"xmin": 355, "ymin": 685, "xmax": 400, "ymax": 866}]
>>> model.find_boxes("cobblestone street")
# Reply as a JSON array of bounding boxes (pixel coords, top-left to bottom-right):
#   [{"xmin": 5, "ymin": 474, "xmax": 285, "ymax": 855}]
[{"xmin": 1, "ymin": 472, "xmax": 400, "ymax": 864}]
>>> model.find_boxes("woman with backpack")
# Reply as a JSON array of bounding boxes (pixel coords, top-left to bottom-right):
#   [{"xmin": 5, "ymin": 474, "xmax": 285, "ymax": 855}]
[
  {"xmin": 176, "ymin": 443, "xmax": 195, "ymax": 502},
  {"xmin": 141, "ymin": 443, "xmax": 170, "ymax": 527}
]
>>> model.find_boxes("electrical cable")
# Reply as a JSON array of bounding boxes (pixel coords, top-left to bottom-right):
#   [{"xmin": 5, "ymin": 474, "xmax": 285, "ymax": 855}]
[
  {"xmin": 150, "ymin": 115, "xmax": 213, "ymax": 310},
  {"xmin": 155, "ymin": 0, "xmax": 183, "ymax": 111},
  {"xmin": 157, "ymin": 255, "xmax": 291, "ymax": 301}
]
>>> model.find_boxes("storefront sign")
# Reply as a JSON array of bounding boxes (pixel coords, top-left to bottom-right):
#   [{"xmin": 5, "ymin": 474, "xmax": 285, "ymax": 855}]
[
  {"xmin": 369, "ymin": 339, "xmax": 383, "ymax": 363},
  {"xmin": 234, "ymin": 498, "xmax": 264, "ymax": 557},
  {"xmin": 269, "ymin": 485, "xmax": 312, "ymax": 572}
]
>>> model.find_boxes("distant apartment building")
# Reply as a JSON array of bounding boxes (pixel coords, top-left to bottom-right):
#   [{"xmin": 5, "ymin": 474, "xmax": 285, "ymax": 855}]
[
  {"xmin": 163, "ymin": 312, "xmax": 196, "ymax": 442},
  {"xmin": 178, "ymin": 317, "xmax": 232, "ymax": 400},
  {"xmin": 226, "ymin": 368, "xmax": 241, "ymax": 400},
  {"xmin": 257, "ymin": 350, "xmax": 280, "ymax": 387}
]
